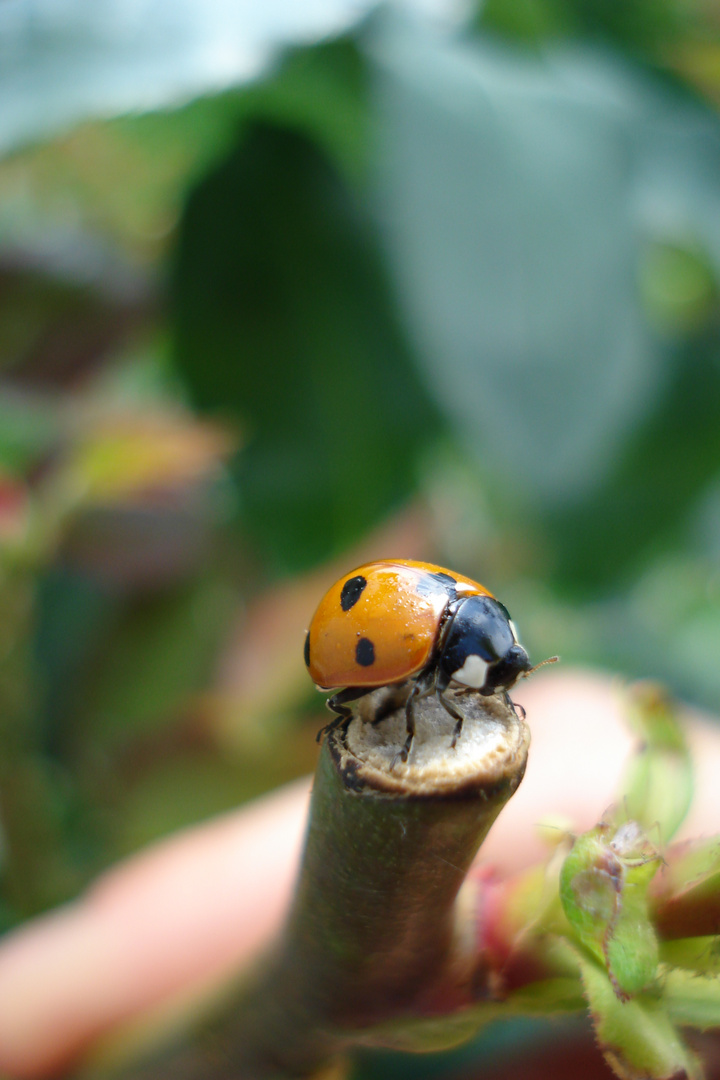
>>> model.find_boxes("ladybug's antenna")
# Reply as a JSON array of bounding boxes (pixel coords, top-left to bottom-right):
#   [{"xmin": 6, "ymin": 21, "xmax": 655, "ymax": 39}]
[{"xmin": 522, "ymin": 655, "xmax": 560, "ymax": 679}]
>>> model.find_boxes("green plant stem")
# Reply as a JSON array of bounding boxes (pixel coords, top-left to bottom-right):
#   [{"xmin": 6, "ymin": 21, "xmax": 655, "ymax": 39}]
[
  {"xmin": 0, "ymin": 566, "xmax": 71, "ymax": 916},
  {"xmin": 218, "ymin": 689, "xmax": 529, "ymax": 1078}
]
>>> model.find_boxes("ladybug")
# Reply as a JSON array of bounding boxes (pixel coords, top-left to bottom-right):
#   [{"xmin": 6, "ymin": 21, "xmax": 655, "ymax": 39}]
[{"xmin": 304, "ymin": 559, "xmax": 538, "ymax": 762}]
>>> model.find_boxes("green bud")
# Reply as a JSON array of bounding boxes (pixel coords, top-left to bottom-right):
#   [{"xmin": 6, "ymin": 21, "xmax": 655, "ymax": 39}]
[{"xmin": 560, "ymin": 821, "xmax": 662, "ymax": 999}]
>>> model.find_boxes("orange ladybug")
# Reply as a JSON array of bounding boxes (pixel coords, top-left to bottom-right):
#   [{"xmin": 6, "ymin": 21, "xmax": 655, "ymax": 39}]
[{"xmin": 304, "ymin": 559, "xmax": 534, "ymax": 761}]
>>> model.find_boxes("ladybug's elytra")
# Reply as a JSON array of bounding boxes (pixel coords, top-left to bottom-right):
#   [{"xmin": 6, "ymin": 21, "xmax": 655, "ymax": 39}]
[{"xmin": 304, "ymin": 559, "xmax": 535, "ymax": 761}]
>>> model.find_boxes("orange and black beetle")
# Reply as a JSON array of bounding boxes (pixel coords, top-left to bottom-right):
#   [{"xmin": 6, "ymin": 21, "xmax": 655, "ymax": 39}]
[{"xmin": 304, "ymin": 559, "xmax": 534, "ymax": 761}]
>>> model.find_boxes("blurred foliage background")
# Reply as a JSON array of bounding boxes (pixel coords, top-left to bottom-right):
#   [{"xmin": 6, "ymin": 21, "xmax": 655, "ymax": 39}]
[{"xmin": 4, "ymin": 0, "xmax": 720, "ymax": 1075}]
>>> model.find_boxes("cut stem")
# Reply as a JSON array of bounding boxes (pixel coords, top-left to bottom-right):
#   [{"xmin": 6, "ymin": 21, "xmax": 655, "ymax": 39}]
[{"xmin": 215, "ymin": 686, "xmax": 530, "ymax": 1078}]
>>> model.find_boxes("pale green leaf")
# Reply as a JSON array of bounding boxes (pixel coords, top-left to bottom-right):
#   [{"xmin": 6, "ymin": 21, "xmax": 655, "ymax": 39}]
[
  {"xmin": 576, "ymin": 950, "xmax": 702, "ymax": 1080},
  {"xmin": 614, "ymin": 684, "xmax": 693, "ymax": 842},
  {"xmin": 560, "ymin": 823, "xmax": 661, "ymax": 999}
]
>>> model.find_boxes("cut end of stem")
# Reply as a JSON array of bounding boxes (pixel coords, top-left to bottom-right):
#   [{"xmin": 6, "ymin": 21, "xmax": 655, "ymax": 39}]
[{"xmin": 330, "ymin": 687, "xmax": 531, "ymax": 798}]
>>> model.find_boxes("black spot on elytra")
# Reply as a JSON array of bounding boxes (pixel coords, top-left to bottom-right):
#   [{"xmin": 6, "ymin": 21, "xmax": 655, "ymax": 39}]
[
  {"xmin": 355, "ymin": 637, "xmax": 375, "ymax": 666},
  {"xmin": 340, "ymin": 575, "xmax": 367, "ymax": 611},
  {"xmin": 303, "ymin": 632, "xmax": 310, "ymax": 668}
]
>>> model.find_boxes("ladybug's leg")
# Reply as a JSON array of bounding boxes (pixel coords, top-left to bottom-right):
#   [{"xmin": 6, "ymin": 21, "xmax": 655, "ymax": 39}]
[
  {"xmin": 504, "ymin": 692, "xmax": 526, "ymax": 721},
  {"xmin": 398, "ymin": 681, "xmax": 420, "ymax": 763},
  {"xmin": 397, "ymin": 671, "xmax": 436, "ymax": 763},
  {"xmin": 433, "ymin": 669, "xmax": 466, "ymax": 748},
  {"xmin": 317, "ymin": 687, "xmax": 367, "ymax": 743},
  {"xmin": 399, "ymin": 686, "xmax": 423, "ymax": 764},
  {"xmin": 316, "ymin": 714, "xmax": 347, "ymax": 743},
  {"xmin": 435, "ymin": 687, "xmax": 465, "ymax": 748},
  {"xmin": 327, "ymin": 686, "xmax": 368, "ymax": 715}
]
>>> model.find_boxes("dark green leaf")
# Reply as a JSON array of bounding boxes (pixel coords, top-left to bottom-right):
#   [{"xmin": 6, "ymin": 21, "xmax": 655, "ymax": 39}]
[{"xmin": 171, "ymin": 121, "xmax": 440, "ymax": 572}]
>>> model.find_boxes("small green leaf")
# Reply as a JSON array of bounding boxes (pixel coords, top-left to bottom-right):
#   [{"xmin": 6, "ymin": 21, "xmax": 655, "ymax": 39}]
[
  {"xmin": 664, "ymin": 967, "xmax": 720, "ymax": 1029},
  {"xmin": 575, "ymin": 949, "xmax": 702, "ymax": 1080},
  {"xmin": 501, "ymin": 976, "xmax": 587, "ymax": 1017},
  {"xmin": 614, "ymin": 683, "xmax": 693, "ymax": 843},
  {"xmin": 660, "ymin": 937, "xmax": 720, "ymax": 976},
  {"xmin": 352, "ymin": 978, "xmax": 586, "ymax": 1053},
  {"xmin": 605, "ymin": 900, "xmax": 661, "ymax": 1002},
  {"xmin": 661, "ymin": 837, "xmax": 720, "ymax": 892},
  {"xmin": 352, "ymin": 1007, "xmax": 499, "ymax": 1054},
  {"xmin": 560, "ymin": 822, "xmax": 661, "ymax": 999}
]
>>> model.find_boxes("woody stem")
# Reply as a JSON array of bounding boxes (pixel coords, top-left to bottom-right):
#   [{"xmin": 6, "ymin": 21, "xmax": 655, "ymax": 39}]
[{"xmin": 218, "ymin": 687, "xmax": 530, "ymax": 1077}]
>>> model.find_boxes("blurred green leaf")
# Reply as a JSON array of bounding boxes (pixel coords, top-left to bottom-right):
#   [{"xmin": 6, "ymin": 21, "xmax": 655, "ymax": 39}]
[
  {"xmin": 371, "ymin": 17, "xmax": 720, "ymax": 596},
  {"xmin": 172, "ymin": 120, "xmax": 441, "ymax": 572},
  {"xmin": 478, "ymin": 0, "xmax": 696, "ymax": 58},
  {"xmin": 0, "ymin": 0, "xmax": 393, "ymax": 156},
  {"xmin": 116, "ymin": 752, "xmax": 266, "ymax": 853},
  {"xmin": 545, "ymin": 330, "xmax": 720, "ymax": 592},
  {"xmin": 651, "ymin": 836, "xmax": 720, "ymax": 941},
  {"xmin": 614, "ymin": 683, "xmax": 693, "ymax": 843},
  {"xmin": 478, "ymin": 0, "xmax": 576, "ymax": 46},
  {"xmin": 640, "ymin": 240, "xmax": 716, "ymax": 334},
  {"xmin": 372, "ymin": 19, "xmax": 654, "ymax": 504},
  {"xmin": 35, "ymin": 570, "xmax": 119, "ymax": 752},
  {"xmin": 664, "ymin": 968, "xmax": 720, "ymax": 1030},
  {"xmin": 0, "ymin": 393, "xmax": 59, "ymax": 475},
  {"xmin": 76, "ymin": 575, "xmax": 235, "ymax": 743},
  {"xmin": 66, "ymin": 415, "xmax": 233, "ymax": 503},
  {"xmin": 0, "ymin": 37, "xmax": 368, "ymax": 269},
  {"xmin": 660, "ymin": 936, "xmax": 720, "ymax": 976},
  {"xmin": 574, "ymin": 948, "xmax": 701, "ymax": 1080},
  {"xmin": 354, "ymin": 979, "xmax": 584, "ymax": 1055},
  {"xmin": 235, "ymin": 36, "xmax": 370, "ymax": 184},
  {"xmin": 0, "ymin": 266, "xmax": 145, "ymax": 387}
]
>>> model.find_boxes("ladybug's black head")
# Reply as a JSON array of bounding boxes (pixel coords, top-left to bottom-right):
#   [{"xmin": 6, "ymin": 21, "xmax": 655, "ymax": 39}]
[
  {"xmin": 482, "ymin": 642, "xmax": 533, "ymax": 694},
  {"xmin": 438, "ymin": 595, "xmax": 531, "ymax": 695}
]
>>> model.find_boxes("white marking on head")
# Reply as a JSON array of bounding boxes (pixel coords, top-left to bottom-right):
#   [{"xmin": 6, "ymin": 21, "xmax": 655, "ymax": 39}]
[
  {"xmin": 509, "ymin": 620, "xmax": 519, "ymax": 643},
  {"xmin": 452, "ymin": 654, "xmax": 489, "ymax": 689}
]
